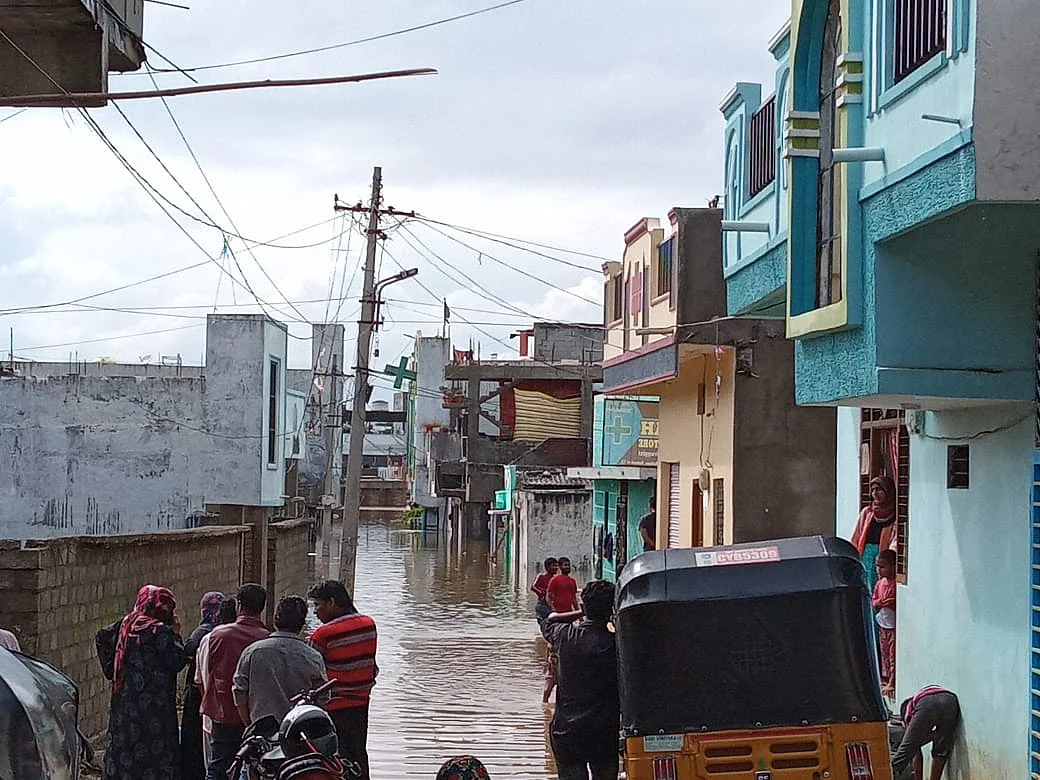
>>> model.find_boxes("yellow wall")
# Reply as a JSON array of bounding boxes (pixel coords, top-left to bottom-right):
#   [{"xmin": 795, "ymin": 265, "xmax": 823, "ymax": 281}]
[{"xmin": 653, "ymin": 346, "xmax": 735, "ymax": 548}]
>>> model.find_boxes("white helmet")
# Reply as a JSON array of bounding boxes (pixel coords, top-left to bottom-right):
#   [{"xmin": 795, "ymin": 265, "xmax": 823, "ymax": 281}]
[{"xmin": 278, "ymin": 704, "xmax": 338, "ymax": 760}]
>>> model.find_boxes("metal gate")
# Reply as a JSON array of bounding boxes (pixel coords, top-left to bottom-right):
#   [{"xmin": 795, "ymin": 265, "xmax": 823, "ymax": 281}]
[{"xmin": 667, "ymin": 463, "xmax": 681, "ymax": 548}]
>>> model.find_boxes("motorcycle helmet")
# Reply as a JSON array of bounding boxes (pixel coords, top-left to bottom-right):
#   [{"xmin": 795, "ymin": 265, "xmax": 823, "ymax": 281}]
[{"xmin": 278, "ymin": 704, "xmax": 339, "ymax": 760}]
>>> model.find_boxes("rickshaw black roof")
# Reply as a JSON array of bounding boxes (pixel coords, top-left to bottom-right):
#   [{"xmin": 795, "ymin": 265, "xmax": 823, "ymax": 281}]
[{"xmin": 616, "ymin": 536, "xmax": 864, "ymax": 610}]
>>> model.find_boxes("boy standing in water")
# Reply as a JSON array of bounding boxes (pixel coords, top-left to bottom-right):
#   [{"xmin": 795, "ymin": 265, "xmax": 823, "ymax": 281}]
[
  {"xmin": 531, "ymin": 557, "xmax": 559, "ymax": 625},
  {"xmin": 873, "ymin": 549, "xmax": 897, "ymax": 697}
]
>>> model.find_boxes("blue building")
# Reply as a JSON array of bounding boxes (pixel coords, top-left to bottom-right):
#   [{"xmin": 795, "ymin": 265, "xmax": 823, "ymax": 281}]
[
  {"xmin": 723, "ymin": 1, "xmax": 1040, "ymax": 775},
  {"xmin": 569, "ymin": 396, "xmax": 658, "ymax": 581}
]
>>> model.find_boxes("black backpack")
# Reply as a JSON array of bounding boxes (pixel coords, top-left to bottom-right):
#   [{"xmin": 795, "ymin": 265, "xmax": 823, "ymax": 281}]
[{"xmin": 94, "ymin": 618, "xmax": 122, "ymax": 681}]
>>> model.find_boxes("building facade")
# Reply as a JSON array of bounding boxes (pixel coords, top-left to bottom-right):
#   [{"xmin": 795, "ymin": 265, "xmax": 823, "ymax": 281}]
[
  {"xmin": 406, "ymin": 334, "xmax": 451, "ymax": 529},
  {"xmin": 772, "ymin": 1, "xmax": 1040, "ymax": 775},
  {"xmin": 1, "ymin": 315, "xmax": 315, "ymax": 540},
  {"xmin": 601, "ymin": 207, "xmax": 836, "ymax": 550},
  {"xmin": 568, "ymin": 396, "xmax": 657, "ymax": 582}
]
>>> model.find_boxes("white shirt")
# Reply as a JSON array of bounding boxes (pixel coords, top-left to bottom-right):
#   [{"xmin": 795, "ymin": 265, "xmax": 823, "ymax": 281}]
[{"xmin": 195, "ymin": 631, "xmax": 214, "ymax": 734}]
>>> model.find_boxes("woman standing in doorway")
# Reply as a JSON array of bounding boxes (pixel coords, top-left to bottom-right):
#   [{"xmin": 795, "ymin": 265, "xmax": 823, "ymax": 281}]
[{"xmin": 851, "ymin": 475, "xmax": 898, "ymax": 591}]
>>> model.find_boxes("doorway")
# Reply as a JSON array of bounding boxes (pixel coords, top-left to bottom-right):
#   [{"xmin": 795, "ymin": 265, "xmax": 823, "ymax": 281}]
[{"xmin": 691, "ymin": 483, "xmax": 704, "ymax": 548}]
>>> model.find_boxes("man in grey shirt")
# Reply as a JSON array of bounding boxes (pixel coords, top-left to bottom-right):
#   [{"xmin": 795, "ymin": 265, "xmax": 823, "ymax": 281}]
[{"xmin": 233, "ymin": 596, "xmax": 327, "ymax": 725}]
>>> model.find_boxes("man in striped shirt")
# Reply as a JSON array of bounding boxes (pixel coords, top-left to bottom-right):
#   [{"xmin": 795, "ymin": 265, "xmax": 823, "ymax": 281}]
[{"xmin": 308, "ymin": 580, "xmax": 378, "ymax": 780}]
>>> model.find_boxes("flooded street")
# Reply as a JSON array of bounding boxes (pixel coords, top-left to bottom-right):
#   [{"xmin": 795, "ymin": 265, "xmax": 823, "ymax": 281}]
[{"xmin": 351, "ymin": 522, "xmax": 558, "ymax": 779}]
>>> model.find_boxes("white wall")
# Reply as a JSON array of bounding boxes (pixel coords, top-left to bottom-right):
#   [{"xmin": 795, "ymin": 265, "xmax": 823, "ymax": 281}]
[{"xmin": 515, "ymin": 491, "xmax": 592, "ymax": 576}]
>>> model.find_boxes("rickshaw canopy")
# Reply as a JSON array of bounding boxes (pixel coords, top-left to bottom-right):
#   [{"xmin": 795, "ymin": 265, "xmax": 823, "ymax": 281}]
[{"xmin": 615, "ymin": 536, "xmax": 887, "ymax": 735}]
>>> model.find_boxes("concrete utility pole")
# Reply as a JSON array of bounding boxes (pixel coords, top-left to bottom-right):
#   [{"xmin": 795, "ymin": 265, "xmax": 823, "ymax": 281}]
[
  {"xmin": 334, "ymin": 168, "xmax": 419, "ymax": 590},
  {"xmin": 337, "ymin": 167, "xmax": 383, "ymax": 589}
]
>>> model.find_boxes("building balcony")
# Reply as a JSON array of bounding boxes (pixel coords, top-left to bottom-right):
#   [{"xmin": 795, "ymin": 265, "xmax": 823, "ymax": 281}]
[{"xmin": 0, "ymin": 0, "xmax": 145, "ymax": 106}]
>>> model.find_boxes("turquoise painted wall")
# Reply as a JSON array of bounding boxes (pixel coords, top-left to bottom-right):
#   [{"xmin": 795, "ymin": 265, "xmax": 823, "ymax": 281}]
[
  {"xmin": 834, "ymin": 405, "xmax": 1032, "ymax": 776},
  {"xmin": 794, "ymin": 143, "xmax": 977, "ymax": 404},
  {"xmin": 593, "ymin": 478, "xmax": 654, "ymax": 582},
  {"xmin": 860, "ymin": 0, "xmax": 975, "ymax": 190},
  {"xmin": 899, "ymin": 408, "xmax": 1030, "ymax": 778},
  {"xmin": 726, "ymin": 238, "xmax": 787, "ymax": 316}
]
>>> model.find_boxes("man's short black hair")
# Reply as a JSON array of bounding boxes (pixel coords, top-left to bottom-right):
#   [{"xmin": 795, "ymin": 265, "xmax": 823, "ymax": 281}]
[
  {"xmin": 236, "ymin": 584, "xmax": 267, "ymax": 616},
  {"xmin": 581, "ymin": 579, "xmax": 615, "ymax": 623},
  {"xmin": 558, "ymin": 556, "xmax": 571, "ymax": 565},
  {"xmin": 307, "ymin": 579, "xmax": 355, "ymax": 611},
  {"xmin": 219, "ymin": 598, "xmax": 237, "ymax": 624},
  {"xmin": 274, "ymin": 596, "xmax": 309, "ymax": 634},
  {"xmin": 543, "ymin": 556, "xmax": 558, "ymax": 571}
]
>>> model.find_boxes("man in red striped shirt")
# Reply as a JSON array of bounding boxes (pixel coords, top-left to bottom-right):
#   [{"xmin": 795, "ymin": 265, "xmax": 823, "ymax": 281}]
[{"xmin": 308, "ymin": 580, "xmax": 378, "ymax": 780}]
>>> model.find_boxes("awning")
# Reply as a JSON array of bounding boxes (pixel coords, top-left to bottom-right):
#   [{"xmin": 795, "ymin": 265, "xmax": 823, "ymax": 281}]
[{"xmin": 0, "ymin": 648, "xmax": 80, "ymax": 780}]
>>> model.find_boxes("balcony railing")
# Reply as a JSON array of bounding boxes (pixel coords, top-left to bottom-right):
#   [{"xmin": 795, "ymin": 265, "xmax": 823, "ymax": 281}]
[
  {"xmin": 748, "ymin": 96, "xmax": 776, "ymax": 199},
  {"xmin": 894, "ymin": 0, "xmax": 947, "ymax": 83}
]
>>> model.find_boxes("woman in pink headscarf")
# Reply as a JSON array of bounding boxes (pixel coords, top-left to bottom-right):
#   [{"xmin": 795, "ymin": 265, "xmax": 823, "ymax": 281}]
[{"xmin": 103, "ymin": 585, "xmax": 187, "ymax": 780}]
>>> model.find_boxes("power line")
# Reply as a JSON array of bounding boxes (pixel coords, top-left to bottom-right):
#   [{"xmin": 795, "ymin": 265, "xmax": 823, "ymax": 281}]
[
  {"xmin": 17, "ymin": 323, "xmax": 203, "ymax": 352},
  {"xmin": 144, "ymin": 0, "xmax": 532, "ymax": 75},
  {"xmin": 409, "ymin": 214, "xmax": 610, "ymax": 268},
  {"xmin": 408, "ymin": 220, "xmax": 600, "ymax": 306}
]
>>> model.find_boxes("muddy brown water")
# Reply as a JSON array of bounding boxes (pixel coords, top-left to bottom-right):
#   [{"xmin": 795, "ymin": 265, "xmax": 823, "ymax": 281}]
[{"xmin": 346, "ymin": 523, "xmax": 559, "ymax": 779}]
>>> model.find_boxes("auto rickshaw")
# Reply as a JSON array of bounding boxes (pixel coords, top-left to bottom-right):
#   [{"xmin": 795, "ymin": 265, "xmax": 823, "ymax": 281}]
[{"xmin": 616, "ymin": 536, "xmax": 891, "ymax": 780}]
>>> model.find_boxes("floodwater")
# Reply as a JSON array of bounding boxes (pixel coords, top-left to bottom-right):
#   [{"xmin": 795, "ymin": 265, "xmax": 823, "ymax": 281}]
[{"xmin": 352, "ymin": 522, "xmax": 559, "ymax": 779}]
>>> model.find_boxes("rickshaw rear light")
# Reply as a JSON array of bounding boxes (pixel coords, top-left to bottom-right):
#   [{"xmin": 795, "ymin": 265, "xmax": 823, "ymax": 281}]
[
  {"xmin": 651, "ymin": 756, "xmax": 678, "ymax": 780},
  {"xmin": 845, "ymin": 742, "xmax": 875, "ymax": 779}
]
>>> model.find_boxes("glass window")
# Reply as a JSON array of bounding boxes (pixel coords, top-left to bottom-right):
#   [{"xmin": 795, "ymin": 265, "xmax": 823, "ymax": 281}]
[{"xmin": 816, "ymin": 0, "xmax": 843, "ymax": 308}]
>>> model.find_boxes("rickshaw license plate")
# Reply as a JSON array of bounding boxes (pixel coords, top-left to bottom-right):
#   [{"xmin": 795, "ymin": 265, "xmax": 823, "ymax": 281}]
[
  {"xmin": 643, "ymin": 735, "xmax": 683, "ymax": 752},
  {"xmin": 695, "ymin": 545, "xmax": 780, "ymax": 567}
]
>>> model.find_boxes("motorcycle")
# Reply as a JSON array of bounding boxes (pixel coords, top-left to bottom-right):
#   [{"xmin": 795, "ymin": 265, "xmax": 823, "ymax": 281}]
[{"xmin": 229, "ymin": 679, "xmax": 362, "ymax": 780}]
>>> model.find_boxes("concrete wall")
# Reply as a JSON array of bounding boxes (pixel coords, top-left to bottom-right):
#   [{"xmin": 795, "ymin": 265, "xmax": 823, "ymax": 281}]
[
  {"xmin": 834, "ymin": 404, "xmax": 1031, "ymax": 778},
  {"xmin": 674, "ymin": 208, "xmax": 726, "ymax": 327},
  {"xmin": 515, "ymin": 490, "xmax": 592, "ymax": 577},
  {"xmin": 533, "ymin": 322, "xmax": 603, "ymax": 365},
  {"xmin": 0, "ymin": 374, "xmax": 212, "ymax": 539},
  {"xmin": 0, "ymin": 527, "xmax": 248, "ymax": 739},
  {"xmin": 732, "ymin": 327, "xmax": 836, "ymax": 541},
  {"xmin": 973, "ymin": 0, "xmax": 1040, "ymax": 202},
  {"xmin": 411, "ymin": 335, "xmax": 450, "ymax": 508}
]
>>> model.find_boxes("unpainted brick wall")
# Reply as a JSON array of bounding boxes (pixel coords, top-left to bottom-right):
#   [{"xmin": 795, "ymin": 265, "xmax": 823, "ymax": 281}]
[
  {"xmin": 266, "ymin": 518, "xmax": 315, "ymax": 623},
  {"xmin": 0, "ymin": 527, "xmax": 247, "ymax": 739}
]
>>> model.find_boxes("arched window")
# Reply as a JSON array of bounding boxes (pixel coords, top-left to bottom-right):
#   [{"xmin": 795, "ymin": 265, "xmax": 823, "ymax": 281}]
[{"xmin": 817, "ymin": 0, "xmax": 843, "ymax": 307}]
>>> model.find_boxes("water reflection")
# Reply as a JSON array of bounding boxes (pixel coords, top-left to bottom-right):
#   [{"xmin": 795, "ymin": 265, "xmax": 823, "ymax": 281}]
[{"xmin": 353, "ymin": 523, "xmax": 558, "ymax": 779}]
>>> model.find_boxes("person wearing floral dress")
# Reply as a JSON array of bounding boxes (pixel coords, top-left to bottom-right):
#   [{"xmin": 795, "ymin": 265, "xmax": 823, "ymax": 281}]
[
  {"xmin": 436, "ymin": 755, "xmax": 491, "ymax": 779},
  {"xmin": 103, "ymin": 584, "xmax": 187, "ymax": 780}
]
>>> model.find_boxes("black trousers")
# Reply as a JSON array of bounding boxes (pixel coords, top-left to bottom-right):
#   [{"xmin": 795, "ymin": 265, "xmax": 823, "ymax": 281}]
[
  {"xmin": 206, "ymin": 722, "xmax": 244, "ymax": 780},
  {"xmin": 329, "ymin": 704, "xmax": 370, "ymax": 780},
  {"xmin": 891, "ymin": 692, "xmax": 960, "ymax": 776}
]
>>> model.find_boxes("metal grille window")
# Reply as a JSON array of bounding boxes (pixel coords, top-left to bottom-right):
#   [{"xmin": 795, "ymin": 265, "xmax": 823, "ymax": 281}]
[
  {"xmin": 713, "ymin": 478, "xmax": 725, "ymax": 545},
  {"xmin": 894, "ymin": 0, "xmax": 947, "ymax": 84},
  {"xmin": 748, "ymin": 96, "xmax": 776, "ymax": 198},
  {"xmin": 947, "ymin": 445, "xmax": 970, "ymax": 489},
  {"xmin": 267, "ymin": 358, "xmax": 279, "ymax": 465},
  {"xmin": 860, "ymin": 409, "xmax": 910, "ymax": 582},
  {"xmin": 667, "ymin": 463, "xmax": 681, "ymax": 549},
  {"xmin": 816, "ymin": 0, "xmax": 843, "ymax": 309},
  {"xmin": 656, "ymin": 237, "xmax": 675, "ymax": 298}
]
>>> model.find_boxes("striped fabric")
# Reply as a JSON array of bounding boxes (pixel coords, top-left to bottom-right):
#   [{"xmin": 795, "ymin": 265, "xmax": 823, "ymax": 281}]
[
  {"xmin": 512, "ymin": 388, "xmax": 582, "ymax": 441},
  {"xmin": 309, "ymin": 613, "xmax": 378, "ymax": 710}
]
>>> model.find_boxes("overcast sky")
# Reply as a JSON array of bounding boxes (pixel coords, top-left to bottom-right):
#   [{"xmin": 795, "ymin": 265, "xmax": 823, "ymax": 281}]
[{"xmin": 0, "ymin": 0, "xmax": 788, "ymax": 399}]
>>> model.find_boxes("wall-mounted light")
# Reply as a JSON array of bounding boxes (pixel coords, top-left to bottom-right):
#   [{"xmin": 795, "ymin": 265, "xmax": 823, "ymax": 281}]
[{"xmin": 721, "ymin": 221, "xmax": 771, "ymax": 234}]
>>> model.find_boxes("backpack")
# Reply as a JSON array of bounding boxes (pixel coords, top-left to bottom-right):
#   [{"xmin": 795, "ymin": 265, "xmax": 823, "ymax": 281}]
[{"xmin": 94, "ymin": 618, "xmax": 122, "ymax": 681}]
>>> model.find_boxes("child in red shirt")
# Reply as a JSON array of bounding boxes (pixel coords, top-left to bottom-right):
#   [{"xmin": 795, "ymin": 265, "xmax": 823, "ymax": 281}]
[
  {"xmin": 531, "ymin": 557, "xmax": 558, "ymax": 625},
  {"xmin": 873, "ymin": 549, "xmax": 897, "ymax": 698}
]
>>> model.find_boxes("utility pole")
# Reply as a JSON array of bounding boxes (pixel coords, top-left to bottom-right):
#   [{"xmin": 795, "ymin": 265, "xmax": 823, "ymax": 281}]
[
  {"xmin": 334, "ymin": 168, "xmax": 418, "ymax": 590},
  {"xmin": 337, "ymin": 167, "xmax": 383, "ymax": 590}
]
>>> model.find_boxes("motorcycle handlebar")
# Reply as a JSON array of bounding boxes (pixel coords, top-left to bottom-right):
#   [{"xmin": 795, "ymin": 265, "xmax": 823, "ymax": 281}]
[{"xmin": 290, "ymin": 678, "xmax": 337, "ymax": 706}]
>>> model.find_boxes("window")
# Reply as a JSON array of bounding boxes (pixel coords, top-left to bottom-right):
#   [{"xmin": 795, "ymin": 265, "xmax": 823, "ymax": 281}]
[
  {"xmin": 656, "ymin": 237, "xmax": 675, "ymax": 298},
  {"xmin": 947, "ymin": 445, "xmax": 969, "ymax": 489},
  {"xmin": 817, "ymin": 0, "xmax": 843, "ymax": 308},
  {"xmin": 860, "ymin": 409, "xmax": 910, "ymax": 582},
  {"xmin": 894, "ymin": 0, "xmax": 947, "ymax": 83},
  {"xmin": 605, "ymin": 273, "xmax": 623, "ymax": 323},
  {"xmin": 667, "ymin": 463, "xmax": 681, "ymax": 549},
  {"xmin": 267, "ymin": 358, "xmax": 279, "ymax": 465},
  {"xmin": 713, "ymin": 478, "xmax": 725, "ymax": 545},
  {"xmin": 748, "ymin": 96, "xmax": 776, "ymax": 198}
]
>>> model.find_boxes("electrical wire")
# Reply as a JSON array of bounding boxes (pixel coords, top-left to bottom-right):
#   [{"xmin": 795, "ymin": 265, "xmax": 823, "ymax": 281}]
[
  {"xmin": 409, "ymin": 214, "xmax": 610, "ymax": 268},
  {"xmin": 144, "ymin": 0, "xmax": 532, "ymax": 75},
  {"xmin": 406, "ymin": 221, "xmax": 600, "ymax": 306},
  {"xmin": 0, "ymin": 108, "xmax": 28, "ymax": 125},
  {"xmin": 16, "ymin": 324, "xmax": 203, "ymax": 352}
]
